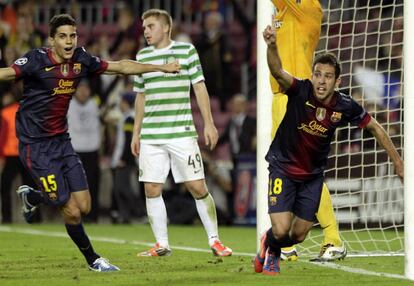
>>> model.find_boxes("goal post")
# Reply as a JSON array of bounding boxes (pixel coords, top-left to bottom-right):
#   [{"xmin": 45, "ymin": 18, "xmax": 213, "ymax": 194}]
[
  {"xmin": 257, "ymin": 0, "xmax": 408, "ymax": 276},
  {"xmin": 404, "ymin": 0, "xmax": 414, "ymax": 280},
  {"xmin": 256, "ymin": 0, "xmax": 273, "ymax": 249}
]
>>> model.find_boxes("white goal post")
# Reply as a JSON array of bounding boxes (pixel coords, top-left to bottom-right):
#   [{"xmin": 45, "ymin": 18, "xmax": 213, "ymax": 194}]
[
  {"xmin": 404, "ymin": 0, "xmax": 414, "ymax": 280},
  {"xmin": 257, "ymin": 0, "xmax": 411, "ymax": 279},
  {"xmin": 256, "ymin": 0, "xmax": 273, "ymax": 248}
]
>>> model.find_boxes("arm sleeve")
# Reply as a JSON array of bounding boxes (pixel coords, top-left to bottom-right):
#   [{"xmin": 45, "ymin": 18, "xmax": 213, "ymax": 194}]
[
  {"xmin": 188, "ymin": 44, "xmax": 205, "ymax": 84},
  {"xmin": 79, "ymin": 47, "xmax": 108, "ymax": 74},
  {"xmin": 345, "ymin": 98, "xmax": 372, "ymax": 128},
  {"xmin": 133, "ymin": 53, "xmax": 145, "ymax": 93},
  {"xmin": 285, "ymin": 78, "xmax": 307, "ymax": 97},
  {"xmin": 11, "ymin": 50, "xmax": 35, "ymax": 78},
  {"xmin": 285, "ymin": 78, "xmax": 314, "ymax": 101}
]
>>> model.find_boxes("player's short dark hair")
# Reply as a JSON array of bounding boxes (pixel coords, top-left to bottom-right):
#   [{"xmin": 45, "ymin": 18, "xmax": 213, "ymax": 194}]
[
  {"xmin": 313, "ymin": 53, "xmax": 341, "ymax": 79},
  {"xmin": 49, "ymin": 14, "xmax": 76, "ymax": 37},
  {"xmin": 142, "ymin": 9, "xmax": 172, "ymax": 34}
]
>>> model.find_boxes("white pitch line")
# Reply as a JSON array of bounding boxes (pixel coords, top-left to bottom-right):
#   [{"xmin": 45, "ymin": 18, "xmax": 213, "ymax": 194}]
[
  {"xmin": 309, "ymin": 261, "xmax": 407, "ymax": 280},
  {"xmin": 0, "ymin": 226, "xmax": 408, "ymax": 280},
  {"xmin": 0, "ymin": 226, "xmax": 253, "ymax": 256}
]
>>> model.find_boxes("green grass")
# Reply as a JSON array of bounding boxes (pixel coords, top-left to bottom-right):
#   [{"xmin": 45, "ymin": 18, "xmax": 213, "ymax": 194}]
[{"xmin": 0, "ymin": 224, "xmax": 414, "ymax": 286}]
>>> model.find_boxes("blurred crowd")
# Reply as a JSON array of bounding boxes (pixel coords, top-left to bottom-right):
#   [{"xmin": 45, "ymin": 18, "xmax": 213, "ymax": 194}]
[
  {"xmin": 319, "ymin": 0, "xmax": 403, "ymax": 155},
  {"xmin": 0, "ymin": 0, "xmax": 257, "ymax": 225},
  {"xmin": 0, "ymin": 0, "xmax": 404, "ymax": 224}
]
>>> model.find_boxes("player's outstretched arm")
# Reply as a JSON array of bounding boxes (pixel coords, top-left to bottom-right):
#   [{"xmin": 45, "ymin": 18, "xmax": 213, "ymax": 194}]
[
  {"xmin": 0, "ymin": 67, "xmax": 16, "ymax": 81},
  {"xmin": 105, "ymin": 60, "xmax": 180, "ymax": 75},
  {"xmin": 365, "ymin": 117, "xmax": 404, "ymax": 180},
  {"xmin": 193, "ymin": 81, "xmax": 218, "ymax": 150},
  {"xmin": 263, "ymin": 25, "xmax": 293, "ymax": 92}
]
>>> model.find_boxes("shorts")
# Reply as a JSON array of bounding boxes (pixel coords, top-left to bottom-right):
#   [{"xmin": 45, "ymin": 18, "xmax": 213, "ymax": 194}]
[
  {"xmin": 138, "ymin": 138, "xmax": 205, "ymax": 183},
  {"xmin": 267, "ymin": 167, "xmax": 323, "ymax": 222},
  {"xmin": 19, "ymin": 136, "xmax": 88, "ymax": 206}
]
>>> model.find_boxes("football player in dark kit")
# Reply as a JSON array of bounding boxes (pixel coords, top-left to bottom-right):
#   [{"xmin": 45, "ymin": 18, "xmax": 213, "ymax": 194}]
[
  {"xmin": 0, "ymin": 14, "xmax": 179, "ymax": 272},
  {"xmin": 253, "ymin": 25, "xmax": 404, "ymax": 276}
]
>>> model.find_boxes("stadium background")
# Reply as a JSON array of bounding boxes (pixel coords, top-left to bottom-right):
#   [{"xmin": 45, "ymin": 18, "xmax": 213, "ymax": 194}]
[
  {"xmin": 0, "ymin": 0, "xmax": 257, "ymax": 225},
  {"xmin": 0, "ymin": 0, "xmax": 411, "ymax": 285},
  {"xmin": 0, "ymin": 0, "xmax": 406, "ymax": 258}
]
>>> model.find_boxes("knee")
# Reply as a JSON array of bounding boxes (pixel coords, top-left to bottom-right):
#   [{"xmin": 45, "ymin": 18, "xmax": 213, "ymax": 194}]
[
  {"xmin": 290, "ymin": 231, "xmax": 307, "ymax": 243},
  {"xmin": 271, "ymin": 225, "xmax": 290, "ymax": 240},
  {"xmin": 185, "ymin": 180, "xmax": 207, "ymax": 199},
  {"xmin": 62, "ymin": 205, "xmax": 82, "ymax": 223},
  {"xmin": 78, "ymin": 200, "xmax": 91, "ymax": 215},
  {"xmin": 145, "ymin": 183, "xmax": 162, "ymax": 198}
]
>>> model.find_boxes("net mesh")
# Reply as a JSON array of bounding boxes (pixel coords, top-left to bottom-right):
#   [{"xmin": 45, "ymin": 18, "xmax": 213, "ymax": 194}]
[{"xmin": 300, "ymin": 0, "xmax": 404, "ymax": 257}]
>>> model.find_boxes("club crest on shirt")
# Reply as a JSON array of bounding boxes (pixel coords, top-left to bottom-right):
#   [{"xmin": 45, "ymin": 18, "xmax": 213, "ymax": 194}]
[
  {"xmin": 273, "ymin": 19, "xmax": 282, "ymax": 29},
  {"xmin": 164, "ymin": 55, "xmax": 178, "ymax": 77},
  {"xmin": 61, "ymin": 64, "xmax": 69, "ymax": 77},
  {"xmin": 166, "ymin": 55, "xmax": 176, "ymax": 64},
  {"xmin": 73, "ymin": 63, "xmax": 81, "ymax": 74},
  {"xmin": 316, "ymin": 107, "xmax": 326, "ymax": 121},
  {"xmin": 331, "ymin": 111, "xmax": 342, "ymax": 123}
]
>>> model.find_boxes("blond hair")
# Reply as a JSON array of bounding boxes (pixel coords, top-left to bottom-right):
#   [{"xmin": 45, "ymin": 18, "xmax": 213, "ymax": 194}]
[{"xmin": 142, "ymin": 9, "xmax": 173, "ymax": 36}]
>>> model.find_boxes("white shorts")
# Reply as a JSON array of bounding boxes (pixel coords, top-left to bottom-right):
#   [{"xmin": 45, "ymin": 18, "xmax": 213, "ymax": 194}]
[{"xmin": 138, "ymin": 138, "xmax": 205, "ymax": 183}]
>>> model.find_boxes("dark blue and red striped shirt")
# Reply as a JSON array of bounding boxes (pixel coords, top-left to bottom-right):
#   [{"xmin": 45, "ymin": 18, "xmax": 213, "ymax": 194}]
[
  {"xmin": 12, "ymin": 47, "xmax": 108, "ymax": 143},
  {"xmin": 266, "ymin": 78, "xmax": 371, "ymax": 180}
]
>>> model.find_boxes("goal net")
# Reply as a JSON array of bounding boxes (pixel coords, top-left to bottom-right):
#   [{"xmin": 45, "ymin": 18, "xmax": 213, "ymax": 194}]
[{"xmin": 300, "ymin": 0, "xmax": 404, "ymax": 257}]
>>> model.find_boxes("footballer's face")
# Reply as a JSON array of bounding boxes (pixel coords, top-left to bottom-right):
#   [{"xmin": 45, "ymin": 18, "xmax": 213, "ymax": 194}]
[
  {"xmin": 143, "ymin": 16, "xmax": 170, "ymax": 48},
  {"xmin": 49, "ymin": 25, "xmax": 77, "ymax": 63},
  {"xmin": 311, "ymin": 63, "xmax": 341, "ymax": 104}
]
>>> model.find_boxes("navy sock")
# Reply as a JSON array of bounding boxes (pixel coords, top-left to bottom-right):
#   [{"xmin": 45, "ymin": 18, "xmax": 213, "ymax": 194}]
[
  {"xmin": 265, "ymin": 228, "xmax": 296, "ymax": 257},
  {"xmin": 26, "ymin": 188, "xmax": 44, "ymax": 206},
  {"xmin": 65, "ymin": 223, "xmax": 100, "ymax": 265},
  {"xmin": 266, "ymin": 228, "xmax": 281, "ymax": 256}
]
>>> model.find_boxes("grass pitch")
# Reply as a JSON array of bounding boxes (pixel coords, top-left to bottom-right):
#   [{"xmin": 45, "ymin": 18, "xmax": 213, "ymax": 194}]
[{"xmin": 0, "ymin": 224, "xmax": 413, "ymax": 286}]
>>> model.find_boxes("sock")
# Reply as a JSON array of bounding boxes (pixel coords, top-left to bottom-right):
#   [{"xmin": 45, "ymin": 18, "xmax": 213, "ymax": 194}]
[
  {"xmin": 265, "ymin": 228, "xmax": 296, "ymax": 257},
  {"xmin": 65, "ymin": 223, "xmax": 99, "ymax": 265},
  {"xmin": 316, "ymin": 183, "xmax": 342, "ymax": 247},
  {"xmin": 265, "ymin": 228, "xmax": 281, "ymax": 256},
  {"xmin": 195, "ymin": 193, "xmax": 219, "ymax": 246},
  {"xmin": 26, "ymin": 188, "xmax": 43, "ymax": 206},
  {"xmin": 146, "ymin": 196, "xmax": 169, "ymax": 248}
]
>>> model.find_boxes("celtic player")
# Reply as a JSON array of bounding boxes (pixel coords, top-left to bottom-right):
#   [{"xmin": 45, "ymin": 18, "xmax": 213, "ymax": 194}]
[{"xmin": 131, "ymin": 9, "xmax": 232, "ymax": 257}]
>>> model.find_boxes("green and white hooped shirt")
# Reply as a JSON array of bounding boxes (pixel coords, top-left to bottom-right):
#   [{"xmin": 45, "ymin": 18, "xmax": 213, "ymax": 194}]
[{"xmin": 133, "ymin": 41, "xmax": 204, "ymax": 144}]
